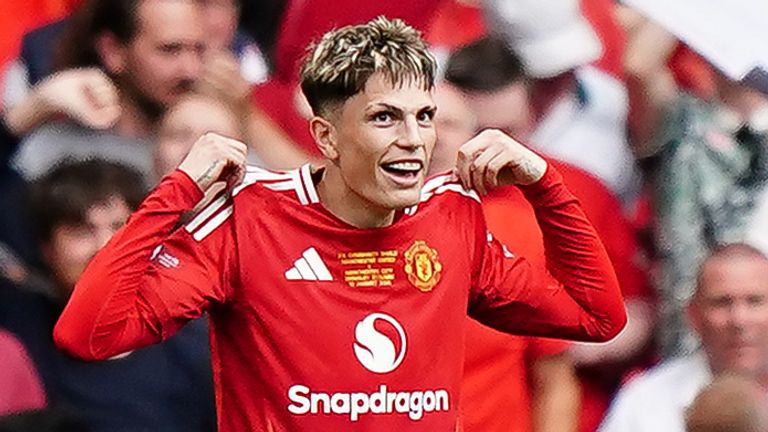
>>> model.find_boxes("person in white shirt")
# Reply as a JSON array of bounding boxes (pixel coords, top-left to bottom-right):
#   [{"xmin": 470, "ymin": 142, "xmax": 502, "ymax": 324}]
[{"xmin": 599, "ymin": 243, "xmax": 768, "ymax": 432}]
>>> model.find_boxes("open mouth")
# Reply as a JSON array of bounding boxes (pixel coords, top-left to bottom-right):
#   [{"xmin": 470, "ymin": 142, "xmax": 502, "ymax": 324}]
[{"xmin": 380, "ymin": 161, "xmax": 424, "ymax": 186}]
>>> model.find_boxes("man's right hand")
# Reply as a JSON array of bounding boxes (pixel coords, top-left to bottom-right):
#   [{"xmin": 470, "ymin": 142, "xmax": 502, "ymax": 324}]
[
  {"xmin": 4, "ymin": 67, "xmax": 120, "ymax": 136},
  {"xmin": 178, "ymin": 133, "xmax": 248, "ymax": 192}
]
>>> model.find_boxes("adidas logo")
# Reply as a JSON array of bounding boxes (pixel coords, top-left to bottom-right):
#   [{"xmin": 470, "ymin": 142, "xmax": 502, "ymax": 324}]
[{"xmin": 285, "ymin": 247, "xmax": 333, "ymax": 281}]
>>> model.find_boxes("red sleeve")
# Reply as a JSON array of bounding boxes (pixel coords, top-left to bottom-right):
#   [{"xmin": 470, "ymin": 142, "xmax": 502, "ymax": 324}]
[
  {"xmin": 468, "ymin": 165, "xmax": 627, "ymax": 342},
  {"xmin": 54, "ymin": 171, "xmax": 236, "ymax": 361}
]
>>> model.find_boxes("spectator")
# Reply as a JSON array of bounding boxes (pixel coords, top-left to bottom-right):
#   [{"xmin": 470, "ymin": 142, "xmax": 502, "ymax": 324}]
[
  {"xmin": 432, "ymin": 84, "xmax": 581, "ymax": 432},
  {"xmin": 12, "ymin": 0, "xmax": 207, "ymax": 181},
  {"xmin": 480, "ymin": 0, "xmax": 642, "ymax": 206},
  {"xmin": 198, "ymin": 0, "xmax": 269, "ymax": 84},
  {"xmin": 0, "ymin": 66, "xmax": 126, "ymax": 281},
  {"xmin": 0, "ymin": 329, "xmax": 46, "ymax": 416},
  {"xmin": 0, "ymin": 160, "xmax": 215, "ymax": 432},
  {"xmin": 445, "ymin": 39, "xmax": 655, "ymax": 432},
  {"xmin": 2, "ymin": 0, "xmax": 268, "ymax": 108},
  {"xmin": 599, "ymin": 243, "xmax": 768, "ymax": 432},
  {"xmin": 686, "ymin": 373, "xmax": 768, "ymax": 432}
]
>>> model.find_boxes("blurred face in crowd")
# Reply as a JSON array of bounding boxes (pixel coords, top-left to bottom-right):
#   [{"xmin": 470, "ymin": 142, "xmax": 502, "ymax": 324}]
[
  {"xmin": 688, "ymin": 251, "xmax": 768, "ymax": 379},
  {"xmin": 155, "ymin": 94, "xmax": 242, "ymax": 178},
  {"xmin": 463, "ymin": 82, "xmax": 533, "ymax": 141},
  {"xmin": 103, "ymin": 0, "xmax": 206, "ymax": 115},
  {"xmin": 319, "ymin": 72, "xmax": 437, "ymax": 213},
  {"xmin": 198, "ymin": 0, "xmax": 239, "ymax": 51},
  {"xmin": 429, "ymin": 84, "xmax": 477, "ymax": 175},
  {"xmin": 45, "ymin": 196, "xmax": 131, "ymax": 297}
]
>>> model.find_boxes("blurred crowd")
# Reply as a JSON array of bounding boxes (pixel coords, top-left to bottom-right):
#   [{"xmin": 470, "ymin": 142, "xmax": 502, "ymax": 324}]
[{"xmin": 0, "ymin": 0, "xmax": 766, "ymax": 431}]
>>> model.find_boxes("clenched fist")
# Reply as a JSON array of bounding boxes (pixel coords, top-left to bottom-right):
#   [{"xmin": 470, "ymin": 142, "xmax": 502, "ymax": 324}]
[
  {"xmin": 454, "ymin": 129, "xmax": 547, "ymax": 195},
  {"xmin": 178, "ymin": 133, "xmax": 248, "ymax": 192},
  {"xmin": 5, "ymin": 67, "xmax": 120, "ymax": 136}
]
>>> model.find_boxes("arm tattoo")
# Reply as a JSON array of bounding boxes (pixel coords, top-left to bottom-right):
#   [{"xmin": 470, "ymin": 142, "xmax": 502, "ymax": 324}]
[{"xmin": 196, "ymin": 160, "xmax": 221, "ymax": 187}]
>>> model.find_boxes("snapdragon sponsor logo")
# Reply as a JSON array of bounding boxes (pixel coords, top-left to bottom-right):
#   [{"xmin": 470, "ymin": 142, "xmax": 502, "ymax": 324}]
[
  {"xmin": 287, "ymin": 384, "xmax": 450, "ymax": 421},
  {"xmin": 353, "ymin": 313, "xmax": 406, "ymax": 374},
  {"xmin": 286, "ymin": 313, "xmax": 450, "ymax": 421}
]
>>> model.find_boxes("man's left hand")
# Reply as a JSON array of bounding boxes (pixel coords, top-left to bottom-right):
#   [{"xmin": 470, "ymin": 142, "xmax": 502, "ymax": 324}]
[{"xmin": 454, "ymin": 129, "xmax": 548, "ymax": 195}]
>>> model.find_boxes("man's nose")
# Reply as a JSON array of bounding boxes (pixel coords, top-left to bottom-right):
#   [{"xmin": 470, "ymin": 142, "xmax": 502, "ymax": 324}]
[{"xmin": 398, "ymin": 116, "xmax": 425, "ymax": 149}]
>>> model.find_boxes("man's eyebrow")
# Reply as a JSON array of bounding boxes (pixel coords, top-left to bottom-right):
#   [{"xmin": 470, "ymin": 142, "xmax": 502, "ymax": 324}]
[
  {"xmin": 366, "ymin": 103, "xmax": 404, "ymax": 113},
  {"xmin": 367, "ymin": 102, "xmax": 437, "ymax": 113}
]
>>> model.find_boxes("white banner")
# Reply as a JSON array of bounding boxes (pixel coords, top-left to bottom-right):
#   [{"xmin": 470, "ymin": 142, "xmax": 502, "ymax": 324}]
[{"xmin": 623, "ymin": 0, "xmax": 768, "ymax": 80}]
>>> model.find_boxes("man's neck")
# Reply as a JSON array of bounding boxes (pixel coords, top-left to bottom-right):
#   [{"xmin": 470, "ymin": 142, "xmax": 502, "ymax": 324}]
[
  {"xmin": 316, "ymin": 166, "xmax": 396, "ymax": 229},
  {"xmin": 114, "ymin": 96, "xmax": 157, "ymax": 140}
]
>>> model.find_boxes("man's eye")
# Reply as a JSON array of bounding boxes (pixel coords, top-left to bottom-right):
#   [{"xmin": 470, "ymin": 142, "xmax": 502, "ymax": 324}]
[
  {"xmin": 417, "ymin": 111, "xmax": 435, "ymax": 123},
  {"xmin": 373, "ymin": 112, "xmax": 393, "ymax": 123}
]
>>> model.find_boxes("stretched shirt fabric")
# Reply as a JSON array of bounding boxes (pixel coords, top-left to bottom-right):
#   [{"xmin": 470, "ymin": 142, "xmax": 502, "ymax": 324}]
[{"xmin": 54, "ymin": 163, "xmax": 625, "ymax": 431}]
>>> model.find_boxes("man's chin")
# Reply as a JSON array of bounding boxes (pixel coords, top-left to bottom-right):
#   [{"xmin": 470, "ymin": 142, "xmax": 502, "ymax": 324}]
[{"xmin": 384, "ymin": 189, "xmax": 422, "ymax": 210}]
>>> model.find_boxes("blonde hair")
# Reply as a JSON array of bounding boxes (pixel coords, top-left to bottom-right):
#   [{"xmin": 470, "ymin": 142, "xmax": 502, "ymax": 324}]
[{"xmin": 299, "ymin": 16, "xmax": 436, "ymax": 116}]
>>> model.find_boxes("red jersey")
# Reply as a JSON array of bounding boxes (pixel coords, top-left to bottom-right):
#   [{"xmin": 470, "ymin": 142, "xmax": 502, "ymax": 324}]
[{"xmin": 54, "ymin": 164, "xmax": 625, "ymax": 431}]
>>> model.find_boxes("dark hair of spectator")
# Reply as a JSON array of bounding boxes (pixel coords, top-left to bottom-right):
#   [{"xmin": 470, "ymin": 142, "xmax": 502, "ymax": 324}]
[
  {"xmin": 29, "ymin": 160, "xmax": 147, "ymax": 243},
  {"xmin": 54, "ymin": 0, "xmax": 142, "ymax": 71},
  {"xmin": 444, "ymin": 36, "xmax": 528, "ymax": 93}
]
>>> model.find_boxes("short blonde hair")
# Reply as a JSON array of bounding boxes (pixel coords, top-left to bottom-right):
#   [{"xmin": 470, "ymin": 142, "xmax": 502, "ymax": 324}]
[{"xmin": 299, "ymin": 16, "xmax": 436, "ymax": 116}]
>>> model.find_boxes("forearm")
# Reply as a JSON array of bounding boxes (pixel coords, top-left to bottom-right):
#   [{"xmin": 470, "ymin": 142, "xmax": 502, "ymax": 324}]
[
  {"xmin": 54, "ymin": 171, "xmax": 204, "ymax": 360},
  {"xmin": 570, "ymin": 299, "xmax": 655, "ymax": 366},
  {"xmin": 3, "ymin": 91, "xmax": 55, "ymax": 137},
  {"xmin": 520, "ymin": 166, "xmax": 627, "ymax": 341},
  {"xmin": 531, "ymin": 353, "xmax": 581, "ymax": 432}
]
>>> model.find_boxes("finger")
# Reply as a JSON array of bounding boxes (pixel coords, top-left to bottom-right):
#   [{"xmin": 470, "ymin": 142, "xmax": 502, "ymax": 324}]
[
  {"xmin": 472, "ymin": 144, "xmax": 505, "ymax": 195},
  {"xmin": 86, "ymin": 83, "xmax": 119, "ymax": 108},
  {"xmin": 455, "ymin": 132, "xmax": 496, "ymax": 189},
  {"xmin": 91, "ymin": 104, "xmax": 121, "ymax": 129},
  {"xmin": 455, "ymin": 147, "xmax": 474, "ymax": 190},
  {"xmin": 449, "ymin": 167, "xmax": 459, "ymax": 183},
  {"xmin": 484, "ymin": 151, "xmax": 512, "ymax": 190},
  {"xmin": 470, "ymin": 162, "xmax": 486, "ymax": 196}
]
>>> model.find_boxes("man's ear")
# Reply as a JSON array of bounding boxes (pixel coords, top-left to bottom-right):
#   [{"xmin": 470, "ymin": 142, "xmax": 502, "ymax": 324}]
[
  {"xmin": 95, "ymin": 32, "xmax": 127, "ymax": 75},
  {"xmin": 310, "ymin": 116, "xmax": 339, "ymax": 161}
]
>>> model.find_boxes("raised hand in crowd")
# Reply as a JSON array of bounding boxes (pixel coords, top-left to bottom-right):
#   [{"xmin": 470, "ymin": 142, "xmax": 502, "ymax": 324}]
[
  {"xmin": 198, "ymin": 51, "xmax": 252, "ymax": 115},
  {"xmin": 4, "ymin": 68, "xmax": 120, "ymax": 137}
]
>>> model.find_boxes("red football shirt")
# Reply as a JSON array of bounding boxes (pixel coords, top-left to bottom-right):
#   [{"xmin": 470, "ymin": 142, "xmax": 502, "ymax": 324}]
[{"xmin": 54, "ymin": 164, "xmax": 624, "ymax": 431}]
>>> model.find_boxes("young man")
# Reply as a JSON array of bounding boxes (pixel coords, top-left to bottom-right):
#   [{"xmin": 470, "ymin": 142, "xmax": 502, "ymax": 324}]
[{"xmin": 54, "ymin": 17, "xmax": 626, "ymax": 431}]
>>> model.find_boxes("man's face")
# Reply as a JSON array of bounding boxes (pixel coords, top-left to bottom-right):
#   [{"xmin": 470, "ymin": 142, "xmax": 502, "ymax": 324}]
[
  {"xmin": 156, "ymin": 96, "xmax": 241, "ymax": 178},
  {"xmin": 464, "ymin": 82, "xmax": 533, "ymax": 141},
  {"xmin": 121, "ymin": 0, "xmax": 206, "ymax": 111},
  {"xmin": 430, "ymin": 84, "xmax": 476, "ymax": 175},
  {"xmin": 328, "ymin": 73, "xmax": 437, "ymax": 211},
  {"xmin": 689, "ymin": 254, "xmax": 768, "ymax": 377},
  {"xmin": 45, "ymin": 196, "xmax": 131, "ymax": 297}
]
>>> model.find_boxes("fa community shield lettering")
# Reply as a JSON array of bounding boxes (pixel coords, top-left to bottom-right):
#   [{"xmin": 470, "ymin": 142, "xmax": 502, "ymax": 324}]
[{"xmin": 404, "ymin": 241, "xmax": 442, "ymax": 292}]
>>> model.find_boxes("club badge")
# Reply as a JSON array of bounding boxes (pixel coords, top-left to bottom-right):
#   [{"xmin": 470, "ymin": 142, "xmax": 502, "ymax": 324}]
[{"xmin": 404, "ymin": 241, "xmax": 442, "ymax": 292}]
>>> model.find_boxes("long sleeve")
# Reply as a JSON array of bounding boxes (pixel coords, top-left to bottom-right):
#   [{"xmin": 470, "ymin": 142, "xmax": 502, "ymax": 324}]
[
  {"xmin": 468, "ymin": 165, "xmax": 626, "ymax": 342},
  {"xmin": 54, "ymin": 171, "xmax": 237, "ymax": 361}
]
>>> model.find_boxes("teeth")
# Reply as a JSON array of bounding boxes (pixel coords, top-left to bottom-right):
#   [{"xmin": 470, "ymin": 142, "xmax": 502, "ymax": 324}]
[{"xmin": 385, "ymin": 161, "xmax": 421, "ymax": 171}]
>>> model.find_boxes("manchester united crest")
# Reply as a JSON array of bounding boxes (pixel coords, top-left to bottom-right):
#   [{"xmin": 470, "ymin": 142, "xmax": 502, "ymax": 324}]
[{"xmin": 404, "ymin": 241, "xmax": 442, "ymax": 292}]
